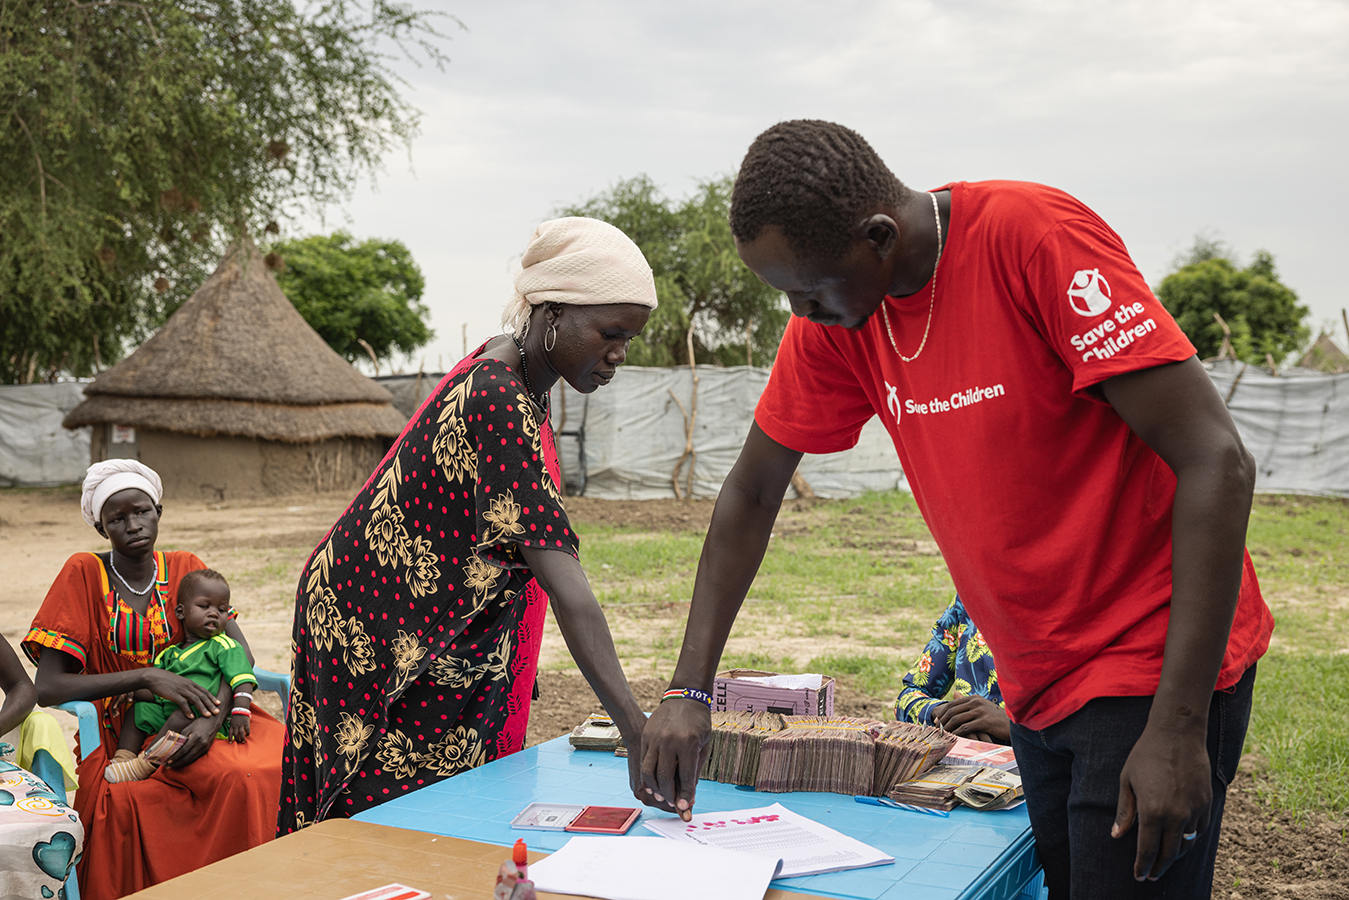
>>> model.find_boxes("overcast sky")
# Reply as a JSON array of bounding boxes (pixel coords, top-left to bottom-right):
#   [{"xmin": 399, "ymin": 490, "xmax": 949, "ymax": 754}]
[{"xmin": 304, "ymin": 0, "xmax": 1349, "ymax": 372}]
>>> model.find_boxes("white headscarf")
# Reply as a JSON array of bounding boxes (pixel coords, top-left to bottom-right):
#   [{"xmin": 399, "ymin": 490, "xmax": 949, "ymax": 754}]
[
  {"xmin": 81, "ymin": 460, "xmax": 164, "ymax": 527},
  {"xmin": 500, "ymin": 217, "xmax": 658, "ymax": 337}
]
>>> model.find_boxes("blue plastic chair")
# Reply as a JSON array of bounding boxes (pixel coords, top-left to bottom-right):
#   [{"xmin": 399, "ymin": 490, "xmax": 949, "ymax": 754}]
[{"xmin": 32, "ymin": 667, "xmax": 290, "ymax": 900}]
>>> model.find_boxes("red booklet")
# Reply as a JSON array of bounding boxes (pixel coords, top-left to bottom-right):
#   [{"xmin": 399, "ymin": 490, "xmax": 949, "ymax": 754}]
[{"xmin": 564, "ymin": 806, "xmax": 641, "ymax": 835}]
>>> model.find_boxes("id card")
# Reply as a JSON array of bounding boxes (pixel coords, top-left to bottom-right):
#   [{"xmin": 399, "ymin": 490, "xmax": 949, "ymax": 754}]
[{"xmin": 511, "ymin": 802, "xmax": 584, "ymax": 830}]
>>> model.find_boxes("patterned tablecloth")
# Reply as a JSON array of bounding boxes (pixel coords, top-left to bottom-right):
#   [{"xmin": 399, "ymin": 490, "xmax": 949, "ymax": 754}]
[{"xmin": 0, "ymin": 759, "xmax": 83, "ymax": 900}]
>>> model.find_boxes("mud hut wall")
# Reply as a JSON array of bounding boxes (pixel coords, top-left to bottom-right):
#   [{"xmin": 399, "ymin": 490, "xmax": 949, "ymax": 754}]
[{"xmin": 122, "ymin": 431, "xmax": 385, "ymax": 501}]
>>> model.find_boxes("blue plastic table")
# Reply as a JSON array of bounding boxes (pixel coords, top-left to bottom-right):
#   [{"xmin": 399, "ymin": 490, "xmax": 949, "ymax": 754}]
[{"xmin": 354, "ymin": 736, "xmax": 1044, "ymax": 900}]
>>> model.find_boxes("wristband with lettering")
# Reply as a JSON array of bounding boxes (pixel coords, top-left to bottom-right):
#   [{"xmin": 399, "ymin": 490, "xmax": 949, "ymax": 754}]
[{"xmin": 661, "ymin": 688, "xmax": 712, "ymax": 708}]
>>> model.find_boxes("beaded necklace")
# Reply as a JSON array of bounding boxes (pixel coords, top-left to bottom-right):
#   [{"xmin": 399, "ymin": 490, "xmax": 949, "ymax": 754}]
[{"xmin": 511, "ymin": 335, "xmax": 549, "ymax": 412}]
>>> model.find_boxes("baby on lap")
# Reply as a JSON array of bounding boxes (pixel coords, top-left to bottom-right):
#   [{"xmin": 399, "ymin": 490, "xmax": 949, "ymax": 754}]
[{"xmin": 105, "ymin": 569, "xmax": 256, "ymax": 783}]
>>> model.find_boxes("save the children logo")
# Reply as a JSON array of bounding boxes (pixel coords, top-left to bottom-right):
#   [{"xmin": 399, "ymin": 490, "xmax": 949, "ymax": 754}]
[
  {"xmin": 1067, "ymin": 268, "xmax": 1112, "ymax": 317},
  {"xmin": 885, "ymin": 380, "xmax": 902, "ymax": 425}
]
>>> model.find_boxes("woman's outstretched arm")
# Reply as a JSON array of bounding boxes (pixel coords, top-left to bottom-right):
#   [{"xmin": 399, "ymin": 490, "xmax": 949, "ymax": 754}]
[
  {"xmin": 520, "ymin": 546, "xmax": 647, "ymax": 792},
  {"xmin": 639, "ymin": 423, "xmax": 803, "ymax": 819},
  {"xmin": 36, "ymin": 647, "xmax": 220, "ymax": 719}
]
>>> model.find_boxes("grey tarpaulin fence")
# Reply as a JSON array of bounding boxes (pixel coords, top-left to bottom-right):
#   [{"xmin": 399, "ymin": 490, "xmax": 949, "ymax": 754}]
[
  {"xmin": 548, "ymin": 365, "xmax": 908, "ymax": 499},
  {"xmin": 1206, "ymin": 360, "xmax": 1349, "ymax": 496},
  {"xmin": 8, "ymin": 364, "xmax": 1349, "ymax": 497},
  {"xmin": 0, "ymin": 383, "xmax": 93, "ymax": 487},
  {"xmin": 547, "ymin": 362, "xmax": 1349, "ymax": 500}
]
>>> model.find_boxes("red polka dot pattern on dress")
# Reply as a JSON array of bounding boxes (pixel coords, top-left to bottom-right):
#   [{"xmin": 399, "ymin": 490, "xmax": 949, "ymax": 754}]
[{"xmin": 279, "ymin": 353, "xmax": 578, "ymax": 832}]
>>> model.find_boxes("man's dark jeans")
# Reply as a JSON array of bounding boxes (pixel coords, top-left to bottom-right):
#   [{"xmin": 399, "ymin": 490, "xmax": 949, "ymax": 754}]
[{"xmin": 1010, "ymin": 664, "xmax": 1256, "ymax": 899}]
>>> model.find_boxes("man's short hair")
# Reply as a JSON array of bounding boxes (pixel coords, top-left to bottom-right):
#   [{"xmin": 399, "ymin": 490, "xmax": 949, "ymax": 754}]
[
  {"xmin": 178, "ymin": 568, "xmax": 229, "ymax": 600},
  {"xmin": 730, "ymin": 120, "xmax": 904, "ymax": 261}
]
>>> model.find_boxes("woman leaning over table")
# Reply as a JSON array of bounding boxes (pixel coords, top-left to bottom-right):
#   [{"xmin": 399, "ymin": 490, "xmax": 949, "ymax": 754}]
[
  {"xmin": 280, "ymin": 218, "xmax": 656, "ymax": 830},
  {"xmin": 26, "ymin": 460, "xmax": 284, "ymax": 900}
]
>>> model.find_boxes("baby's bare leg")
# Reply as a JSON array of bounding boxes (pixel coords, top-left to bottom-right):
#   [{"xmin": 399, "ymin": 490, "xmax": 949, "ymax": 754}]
[
  {"xmin": 159, "ymin": 710, "xmax": 191, "ymax": 736},
  {"xmin": 116, "ymin": 720, "xmax": 148, "ymax": 756}
]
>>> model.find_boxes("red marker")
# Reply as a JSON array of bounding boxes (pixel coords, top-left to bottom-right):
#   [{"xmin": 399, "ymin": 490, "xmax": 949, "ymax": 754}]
[{"xmin": 513, "ymin": 839, "xmax": 528, "ymax": 879}]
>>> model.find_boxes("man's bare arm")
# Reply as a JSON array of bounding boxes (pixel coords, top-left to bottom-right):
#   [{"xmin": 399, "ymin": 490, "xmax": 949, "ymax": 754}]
[
  {"xmin": 637, "ymin": 423, "xmax": 802, "ymax": 818},
  {"xmin": 1100, "ymin": 356, "xmax": 1256, "ymax": 882}
]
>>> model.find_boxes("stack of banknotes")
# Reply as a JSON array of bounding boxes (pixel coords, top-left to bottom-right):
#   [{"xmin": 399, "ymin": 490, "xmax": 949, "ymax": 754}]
[
  {"xmin": 698, "ymin": 713, "xmax": 958, "ymax": 797},
  {"xmin": 568, "ymin": 713, "xmax": 624, "ymax": 752},
  {"xmin": 871, "ymin": 722, "xmax": 958, "ymax": 797},
  {"xmin": 953, "ymin": 767, "xmax": 1024, "ymax": 810},
  {"xmin": 887, "ymin": 764, "xmax": 1024, "ymax": 810},
  {"xmin": 700, "ymin": 710, "xmax": 787, "ymax": 785},
  {"xmin": 755, "ymin": 715, "xmax": 881, "ymax": 795},
  {"xmin": 886, "ymin": 763, "xmax": 979, "ymax": 810}
]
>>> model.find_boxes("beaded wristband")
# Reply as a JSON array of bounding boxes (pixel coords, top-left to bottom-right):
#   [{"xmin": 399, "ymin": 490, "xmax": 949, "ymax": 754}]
[
  {"xmin": 231, "ymin": 708, "xmax": 252, "ymax": 717},
  {"xmin": 233, "ymin": 692, "xmax": 253, "ymax": 702},
  {"xmin": 661, "ymin": 688, "xmax": 712, "ymax": 708}
]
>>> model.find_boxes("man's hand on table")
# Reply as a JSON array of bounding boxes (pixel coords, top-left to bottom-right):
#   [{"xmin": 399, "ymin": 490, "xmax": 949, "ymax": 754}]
[
  {"xmin": 933, "ymin": 693, "xmax": 1011, "ymax": 744},
  {"xmin": 637, "ymin": 698, "xmax": 711, "ymax": 821}
]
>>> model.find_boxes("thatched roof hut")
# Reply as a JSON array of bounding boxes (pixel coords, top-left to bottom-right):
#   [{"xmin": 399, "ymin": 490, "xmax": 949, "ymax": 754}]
[
  {"xmin": 65, "ymin": 238, "xmax": 406, "ymax": 499},
  {"xmin": 1297, "ymin": 334, "xmax": 1349, "ymax": 374}
]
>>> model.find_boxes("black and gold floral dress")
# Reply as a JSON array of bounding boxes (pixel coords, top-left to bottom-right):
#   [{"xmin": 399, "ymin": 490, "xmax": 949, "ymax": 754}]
[{"xmin": 279, "ymin": 353, "xmax": 578, "ymax": 831}]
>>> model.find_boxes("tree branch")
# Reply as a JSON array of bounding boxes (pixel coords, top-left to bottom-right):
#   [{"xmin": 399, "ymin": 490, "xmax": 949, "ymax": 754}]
[{"xmin": 13, "ymin": 114, "xmax": 45, "ymax": 214}]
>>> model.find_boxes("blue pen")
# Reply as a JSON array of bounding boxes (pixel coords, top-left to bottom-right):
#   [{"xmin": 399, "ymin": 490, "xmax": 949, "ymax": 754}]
[{"xmin": 854, "ymin": 795, "xmax": 951, "ymax": 817}]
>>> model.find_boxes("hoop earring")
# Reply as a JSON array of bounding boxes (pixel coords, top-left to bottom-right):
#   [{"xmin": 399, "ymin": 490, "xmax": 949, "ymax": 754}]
[{"xmin": 544, "ymin": 324, "xmax": 557, "ymax": 352}]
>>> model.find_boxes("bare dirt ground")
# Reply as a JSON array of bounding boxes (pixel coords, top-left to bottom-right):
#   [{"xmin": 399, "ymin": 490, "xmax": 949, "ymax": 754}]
[{"xmin": 2, "ymin": 489, "xmax": 1344, "ymax": 897}]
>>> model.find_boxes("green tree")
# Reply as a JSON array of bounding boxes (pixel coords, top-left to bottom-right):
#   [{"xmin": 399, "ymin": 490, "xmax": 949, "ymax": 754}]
[
  {"xmin": 558, "ymin": 175, "xmax": 788, "ymax": 367},
  {"xmin": 271, "ymin": 232, "xmax": 432, "ymax": 366},
  {"xmin": 1156, "ymin": 238, "xmax": 1309, "ymax": 365},
  {"xmin": 0, "ymin": 0, "xmax": 455, "ymax": 383}
]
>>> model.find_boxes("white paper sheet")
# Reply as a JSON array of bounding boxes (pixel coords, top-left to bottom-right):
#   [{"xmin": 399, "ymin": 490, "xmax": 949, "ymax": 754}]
[
  {"xmin": 732, "ymin": 673, "xmax": 824, "ymax": 690},
  {"xmin": 642, "ymin": 803, "xmax": 894, "ymax": 878},
  {"xmin": 527, "ymin": 836, "xmax": 782, "ymax": 900}
]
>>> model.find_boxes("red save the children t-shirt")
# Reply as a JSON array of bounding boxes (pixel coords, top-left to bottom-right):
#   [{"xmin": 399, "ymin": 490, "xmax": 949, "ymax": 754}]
[{"xmin": 756, "ymin": 180, "xmax": 1273, "ymax": 730}]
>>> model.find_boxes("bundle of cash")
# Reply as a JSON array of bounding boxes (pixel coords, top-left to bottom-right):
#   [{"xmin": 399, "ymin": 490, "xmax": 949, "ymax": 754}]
[
  {"xmin": 568, "ymin": 714, "xmax": 623, "ymax": 752},
  {"xmin": 699, "ymin": 712, "xmax": 973, "ymax": 799},
  {"xmin": 871, "ymin": 722, "xmax": 956, "ymax": 796},
  {"xmin": 754, "ymin": 715, "xmax": 882, "ymax": 795},
  {"xmin": 701, "ymin": 710, "xmax": 785, "ymax": 785},
  {"xmin": 887, "ymin": 763, "xmax": 979, "ymax": 811},
  {"xmin": 953, "ymin": 767, "xmax": 1023, "ymax": 810}
]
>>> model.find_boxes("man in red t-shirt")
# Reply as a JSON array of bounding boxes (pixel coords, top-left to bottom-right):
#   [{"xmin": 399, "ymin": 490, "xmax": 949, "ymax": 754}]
[{"xmin": 635, "ymin": 120, "xmax": 1273, "ymax": 899}]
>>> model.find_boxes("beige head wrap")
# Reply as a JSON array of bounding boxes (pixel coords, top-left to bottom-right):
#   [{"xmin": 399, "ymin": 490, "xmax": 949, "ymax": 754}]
[
  {"xmin": 501, "ymin": 217, "xmax": 658, "ymax": 337},
  {"xmin": 81, "ymin": 460, "xmax": 164, "ymax": 527}
]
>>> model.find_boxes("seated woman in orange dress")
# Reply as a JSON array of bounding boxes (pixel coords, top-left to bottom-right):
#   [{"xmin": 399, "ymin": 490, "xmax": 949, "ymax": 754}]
[{"xmin": 26, "ymin": 460, "xmax": 284, "ymax": 900}]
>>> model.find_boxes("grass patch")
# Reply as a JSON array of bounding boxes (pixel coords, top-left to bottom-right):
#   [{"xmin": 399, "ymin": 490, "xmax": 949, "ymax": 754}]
[
  {"xmin": 719, "ymin": 651, "xmax": 797, "ymax": 672},
  {"xmin": 805, "ymin": 652, "xmax": 903, "ymax": 698},
  {"xmin": 1241, "ymin": 495, "xmax": 1349, "ymax": 817},
  {"xmin": 571, "ymin": 491, "xmax": 953, "ymax": 674},
  {"xmin": 1245, "ymin": 651, "xmax": 1349, "ymax": 817}
]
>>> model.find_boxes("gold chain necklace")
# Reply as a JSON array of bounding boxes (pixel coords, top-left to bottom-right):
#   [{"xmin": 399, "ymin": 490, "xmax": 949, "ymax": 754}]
[{"xmin": 881, "ymin": 191, "xmax": 944, "ymax": 363}]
